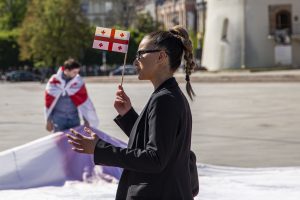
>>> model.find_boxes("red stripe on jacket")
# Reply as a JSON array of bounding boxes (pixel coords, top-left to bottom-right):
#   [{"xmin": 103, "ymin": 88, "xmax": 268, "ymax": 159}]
[
  {"xmin": 45, "ymin": 92, "xmax": 55, "ymax": 108},
  {"xmin": 69, "ymin": 85, "xmax": 88, "ymax": 106}
]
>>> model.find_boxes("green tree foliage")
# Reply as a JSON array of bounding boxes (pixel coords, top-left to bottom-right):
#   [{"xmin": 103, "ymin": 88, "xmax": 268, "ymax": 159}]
[
  {"xmin": 0, "ymin": 0, "xmax": 28, "ymax": 70},
  {"xmin": 18, "ymin": 0, "xmax": 92, "ymax": 67},
  {"xmin": 0, "ymin": 0, "xmax": 28, "ymax": 30},
  {"xmin": 134, "ymin": 12, "xmax": 164, "ymax": 33},
  {"xmin": 0, "ymin": 30, "xmax": 20, "ymax": 70},
  {"xmin": 188, "ymin": 30, "xmax": 198, "ymax": 50}
]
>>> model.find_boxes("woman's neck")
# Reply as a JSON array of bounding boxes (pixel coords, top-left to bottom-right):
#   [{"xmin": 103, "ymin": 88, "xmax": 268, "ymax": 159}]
[{"xmin": 151, "ymin": 73, "xmax": 173, "ymax": 90}]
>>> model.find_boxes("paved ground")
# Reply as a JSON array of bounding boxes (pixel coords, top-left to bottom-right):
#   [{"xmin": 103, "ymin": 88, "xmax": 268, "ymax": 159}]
[
  {"xmin": 85, "ymin": 69, "xmax": 300, "ymax": 83},
  {"xmin": 0, "ymin": 73, "xmax": 300, "ymax": 167}
]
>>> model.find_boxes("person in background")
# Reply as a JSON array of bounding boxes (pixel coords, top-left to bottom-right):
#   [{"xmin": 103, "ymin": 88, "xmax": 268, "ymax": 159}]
[
  {"xmin": 67, "ymin": 25, "xmax": 199, "ymax": 199},
  {"xmin": 45, "ymin": 58, "xmax": 99, "ymax": 132}
]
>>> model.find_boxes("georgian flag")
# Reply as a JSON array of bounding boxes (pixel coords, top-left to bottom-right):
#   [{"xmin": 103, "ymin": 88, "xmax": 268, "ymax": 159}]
[{"xmin": 92, "ymin": 27, "xmax": 130, "ymax": 53}]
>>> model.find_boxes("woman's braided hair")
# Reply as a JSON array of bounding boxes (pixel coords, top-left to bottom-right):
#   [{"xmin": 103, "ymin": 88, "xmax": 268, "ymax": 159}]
[
  {"xmin": 169, "ymin": 25, "xmax": 196, "ymax": 100},
  {"xmin": 145, "ymin": 25, "xmax": 196, "ymax": 100}
]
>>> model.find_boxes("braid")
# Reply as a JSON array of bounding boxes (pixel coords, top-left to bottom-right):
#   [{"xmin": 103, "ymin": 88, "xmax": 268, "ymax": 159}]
[{"xmin": 169, "ymin": 25, "xmax": 196, "ymax": 101}]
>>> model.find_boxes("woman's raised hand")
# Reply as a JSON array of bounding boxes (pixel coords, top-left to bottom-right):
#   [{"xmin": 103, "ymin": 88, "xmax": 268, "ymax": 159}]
[
  {"xmin": 66, "ymin": 127, "xmax": 99, "ymax": 154},
  {"xmin": 114, "ymin": 85, "xmax": 132, "ymax": 116}
]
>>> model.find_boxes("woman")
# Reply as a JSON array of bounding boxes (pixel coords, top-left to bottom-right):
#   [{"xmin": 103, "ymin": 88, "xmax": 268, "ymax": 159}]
[{"xmin": 67, "ymin": 25, "xmax": 197, "ymax": 199}]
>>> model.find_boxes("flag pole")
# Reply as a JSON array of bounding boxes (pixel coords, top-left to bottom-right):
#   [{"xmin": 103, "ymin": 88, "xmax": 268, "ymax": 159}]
[{"xmin": 120, "ymin": 52, "xmax": 128, "ymax": 86}]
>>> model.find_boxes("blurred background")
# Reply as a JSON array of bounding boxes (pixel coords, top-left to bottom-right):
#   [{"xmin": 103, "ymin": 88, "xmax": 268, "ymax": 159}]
[
  {"xmin": 1, "ymin": 2, "xmax": 300, "ymax": 199},
  {"xmin": 1, "ymin": 0, "xmax": 299, "ymax": 82}
]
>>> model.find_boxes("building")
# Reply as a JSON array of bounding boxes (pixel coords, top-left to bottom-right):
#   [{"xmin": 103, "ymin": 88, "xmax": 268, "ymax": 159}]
[
  {"xmin": 81, "ymin": 0, "xmax": 136, "ymax": 28},
  {"xmin": 195, "ymin": 0, "xmax": 206, "ymax": 40},
  {"xmin": 136, "ymin": 0, "xmax": 158, "ymax": 21},
  {"xmin": 156, "ymin": 0, "xmax": 197, "ymax": 31},
  {"xmin": 195, "ymin": 0, "xmax": 207, "ymax": 66},
  {"xmin": 202, "ymin": 0, "xmax": 300, "ymax": 71}
]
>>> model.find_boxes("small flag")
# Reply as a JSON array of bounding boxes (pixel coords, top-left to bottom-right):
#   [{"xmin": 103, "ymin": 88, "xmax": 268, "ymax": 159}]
[{"xmin": 92, "ymin": 27, "xmax": 130, "ymax": 53}]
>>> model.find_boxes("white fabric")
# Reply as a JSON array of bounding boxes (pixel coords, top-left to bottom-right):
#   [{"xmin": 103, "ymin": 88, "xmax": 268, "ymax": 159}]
[
  {"xmin": 0, "ymin": 126, "xmax": 125, "ymax": 190},
  {"xmin": 1, "ymin": 164, "xmax": 300, "ymax": 200}
]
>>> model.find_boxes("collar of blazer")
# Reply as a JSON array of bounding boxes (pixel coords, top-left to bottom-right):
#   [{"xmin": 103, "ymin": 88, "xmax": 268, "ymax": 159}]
[{"xmin": 153, "ymin": 77, "xmax": 178, "ymax": 94}]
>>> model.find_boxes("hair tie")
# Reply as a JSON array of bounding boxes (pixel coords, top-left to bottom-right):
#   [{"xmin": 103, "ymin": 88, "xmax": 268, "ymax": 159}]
[{"xmin": 185, "ymin": 74, "xmax": 190, "ymax": 82}]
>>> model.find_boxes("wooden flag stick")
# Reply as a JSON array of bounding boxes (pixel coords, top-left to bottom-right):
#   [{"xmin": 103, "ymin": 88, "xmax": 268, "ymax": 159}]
[{"xmin": 120, "ymin": 52, "xmax": 128, "ymax": 86}]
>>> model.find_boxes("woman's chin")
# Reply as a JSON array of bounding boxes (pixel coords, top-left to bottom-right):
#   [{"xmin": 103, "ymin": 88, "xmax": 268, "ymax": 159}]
[{"xmin": 137, "ymin": 73, "xmax": 143, "ymax": 80}]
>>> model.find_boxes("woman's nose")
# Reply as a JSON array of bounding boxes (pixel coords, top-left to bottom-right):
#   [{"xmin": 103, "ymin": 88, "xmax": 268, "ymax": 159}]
[{"xmin": 133, "ymin": 59, "xmax": 138, "ymax": 66}]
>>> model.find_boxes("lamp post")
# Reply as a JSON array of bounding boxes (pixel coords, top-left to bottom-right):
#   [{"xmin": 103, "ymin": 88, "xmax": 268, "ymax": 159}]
[{"xmin": 241, "ymin": 0, "xmax": 246, "ymax": 69}]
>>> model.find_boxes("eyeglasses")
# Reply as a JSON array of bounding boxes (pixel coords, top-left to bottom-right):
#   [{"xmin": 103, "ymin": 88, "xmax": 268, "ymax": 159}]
[{"xmin": 135, "ymin": 49, "xmax": 163, "ymax": 60}]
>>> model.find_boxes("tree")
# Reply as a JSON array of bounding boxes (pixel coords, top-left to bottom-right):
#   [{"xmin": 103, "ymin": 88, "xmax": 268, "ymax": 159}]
[
  {"xmin": 0, "ymin": 30, "xmax": 20, "ymax": 70},
  {"xmin": 0, "ymin": 0, "xmax": 28, "ymax": 71},
  {"xmin": 0, "ymin": 0, "xmax": 28, "ymax": 30},
  {"xmin": 134, "ymin": 12, "xmax": 164, "ymax": 33},
  {"xmin": 19, "ymin": 0, "xmax": 92, "ymax": 67}
]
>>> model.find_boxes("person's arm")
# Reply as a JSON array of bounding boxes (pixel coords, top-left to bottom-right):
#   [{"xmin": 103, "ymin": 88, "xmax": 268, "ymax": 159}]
[
  {"xmin": 113, "ymin": 84, "xmax": 136, "ymax": 136},
  {"xmin": 46, "ymin": 114, "xmax": 54, "ymax": 132},
  {"xmin": 113, "ymin": 107, "xmax": 138, "ymax": 137},
  {"xmin": 94, "ymin": 94, "xmax": 180, "ymax": 173}
]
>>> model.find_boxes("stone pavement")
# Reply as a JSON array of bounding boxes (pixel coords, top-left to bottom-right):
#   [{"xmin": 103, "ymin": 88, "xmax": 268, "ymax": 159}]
[{"xmin": 0, "ymin": 70, "xmax": 300, "ymax": 167}]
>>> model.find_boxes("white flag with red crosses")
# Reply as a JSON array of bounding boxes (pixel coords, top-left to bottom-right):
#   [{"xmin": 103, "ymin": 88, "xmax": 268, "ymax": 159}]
[{"xmin": 92, "ymin": 27, "xmax": 130, "ymax": 53}]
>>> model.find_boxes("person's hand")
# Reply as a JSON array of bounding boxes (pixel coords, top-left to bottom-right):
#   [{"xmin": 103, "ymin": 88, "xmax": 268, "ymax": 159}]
[
  {"xmin": 114, "ymin": 85, "xmax": 132, "ymax": 116},
  {"xmin": 66, "ymin": 127, "xmax": 99, "ymax": 154},
  {"xmin": 46, "ymin": 120, "xmax": 53, "ymax": 132}
]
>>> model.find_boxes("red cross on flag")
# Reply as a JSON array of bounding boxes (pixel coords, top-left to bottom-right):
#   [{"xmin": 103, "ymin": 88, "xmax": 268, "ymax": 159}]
[{"xmin": 92, "ymin": 27, "xmax": 130, "ymax": 53}]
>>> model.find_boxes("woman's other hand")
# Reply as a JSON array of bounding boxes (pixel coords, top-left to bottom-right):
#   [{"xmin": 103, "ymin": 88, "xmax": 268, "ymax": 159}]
[
  {"xmin": 114, "ymin": 85, "xmax": 132, "ymax": 116},
  {"xmin": 66, "ymin": 127, "xmax": 99, "ymax": 154}
]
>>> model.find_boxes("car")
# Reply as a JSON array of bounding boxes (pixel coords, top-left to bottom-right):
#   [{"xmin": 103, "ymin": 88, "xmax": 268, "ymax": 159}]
[
  {"xmin": 109, "ymin": 65, "xmax": 137, "ymax": 76},
  {"xmin": 5, "ymin": 71, "xmax": 42, "ymax": 82}
]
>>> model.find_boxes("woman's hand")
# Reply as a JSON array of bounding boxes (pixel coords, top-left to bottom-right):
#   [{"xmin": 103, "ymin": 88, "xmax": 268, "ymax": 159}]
[
  {"xmin": 46, "ymin": 120, "xmax": 53, "ymax": 132},
  {"xmin": 114, "ymin": 85, "xmax": 132, "ymax": 116},
  {"xmin": 66, "ymin": 127, "xmax": 99, "ymax": 154}
]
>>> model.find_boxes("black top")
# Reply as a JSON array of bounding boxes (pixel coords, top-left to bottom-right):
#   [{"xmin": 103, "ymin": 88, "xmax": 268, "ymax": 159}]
[{"xmin": 94, "ymin": 77, "xmax": 193, "ymax": 200}]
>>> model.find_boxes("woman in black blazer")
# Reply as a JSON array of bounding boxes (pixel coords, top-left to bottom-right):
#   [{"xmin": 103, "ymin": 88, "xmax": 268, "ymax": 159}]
[{"xmin": 67, "ymin": 25, "xmax": 197, "ymax": 200}]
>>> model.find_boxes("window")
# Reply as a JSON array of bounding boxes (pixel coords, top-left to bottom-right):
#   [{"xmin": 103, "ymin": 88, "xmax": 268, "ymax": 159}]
[
  {"xmin": 269, "ymin": 5, "xmax": 292, "ymax": 35},
  {"xmin": 276, "ymin": 10, "xmax": 292, "ymax": 33},
  {"xmin": 221, "ymin": 18, "xmax": 229, "ymax": 41}
]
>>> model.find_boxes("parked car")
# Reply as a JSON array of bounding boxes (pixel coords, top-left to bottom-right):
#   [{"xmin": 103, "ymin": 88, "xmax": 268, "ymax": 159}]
[
  {"xmin": 5, "ymin": 71, "xmax": 42, "ymax": 82},
  {"xmin": 109, "ymin": 65, "xmax": 137, "ymax": 76}
]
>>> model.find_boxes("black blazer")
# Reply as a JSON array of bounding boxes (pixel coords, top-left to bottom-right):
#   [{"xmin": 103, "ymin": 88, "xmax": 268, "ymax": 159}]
[{"xmin": 94, "ymin": 77, "xmax": 194, "ymax": 200}]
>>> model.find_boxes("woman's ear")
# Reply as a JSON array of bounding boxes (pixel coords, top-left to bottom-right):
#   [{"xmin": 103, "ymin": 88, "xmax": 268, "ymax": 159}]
[{"xmin": 158, "ymin": 51, "xmax": 168, "ymax": 62}]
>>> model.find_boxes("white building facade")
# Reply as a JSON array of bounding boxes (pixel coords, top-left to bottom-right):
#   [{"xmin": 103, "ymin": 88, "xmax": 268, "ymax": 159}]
[
  {"xmin": 157, "ymin": 0, "xmax": 197, "ymax": 31},
  {"xmin": 202, "ymin": 0, "xmax": 300, "ymax": 70}
]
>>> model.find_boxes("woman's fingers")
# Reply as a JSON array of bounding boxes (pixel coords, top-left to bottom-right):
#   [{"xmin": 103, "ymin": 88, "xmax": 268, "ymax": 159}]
[
  {"xmin": 70, "ymin": 128, "xmax": 84, "ymax": 139},
  {"xmin": 84, "ymin": 127, "xmax": 96, "ymax": 137},
  {"xmin": 72, "ymin": 147, "xmax": 85, "ymax": 153},
  {"xmin": 115, "ymin": 96, "xmax": 126, "ymax": 103},
  {"xmin": 68, "ymin": 140, "xmax": 82, "ymax": 149},
  {"xmin": 116, "ymin": 91, "xmax": 129, "ymax": 102},
  {"xmin": 66, "ymin": 134, "xmax": 81, "ymax": 142},
  {"xmin": 67, "ymin": 128, "xmax": 97, "ymax": 154},
  {"xmin": 122, "ymin": 91, "xmax": 130, "ymax": 102},
  {"xmin": 115, "ymin": 86, "xmax": 131, "ymax": 105}
]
